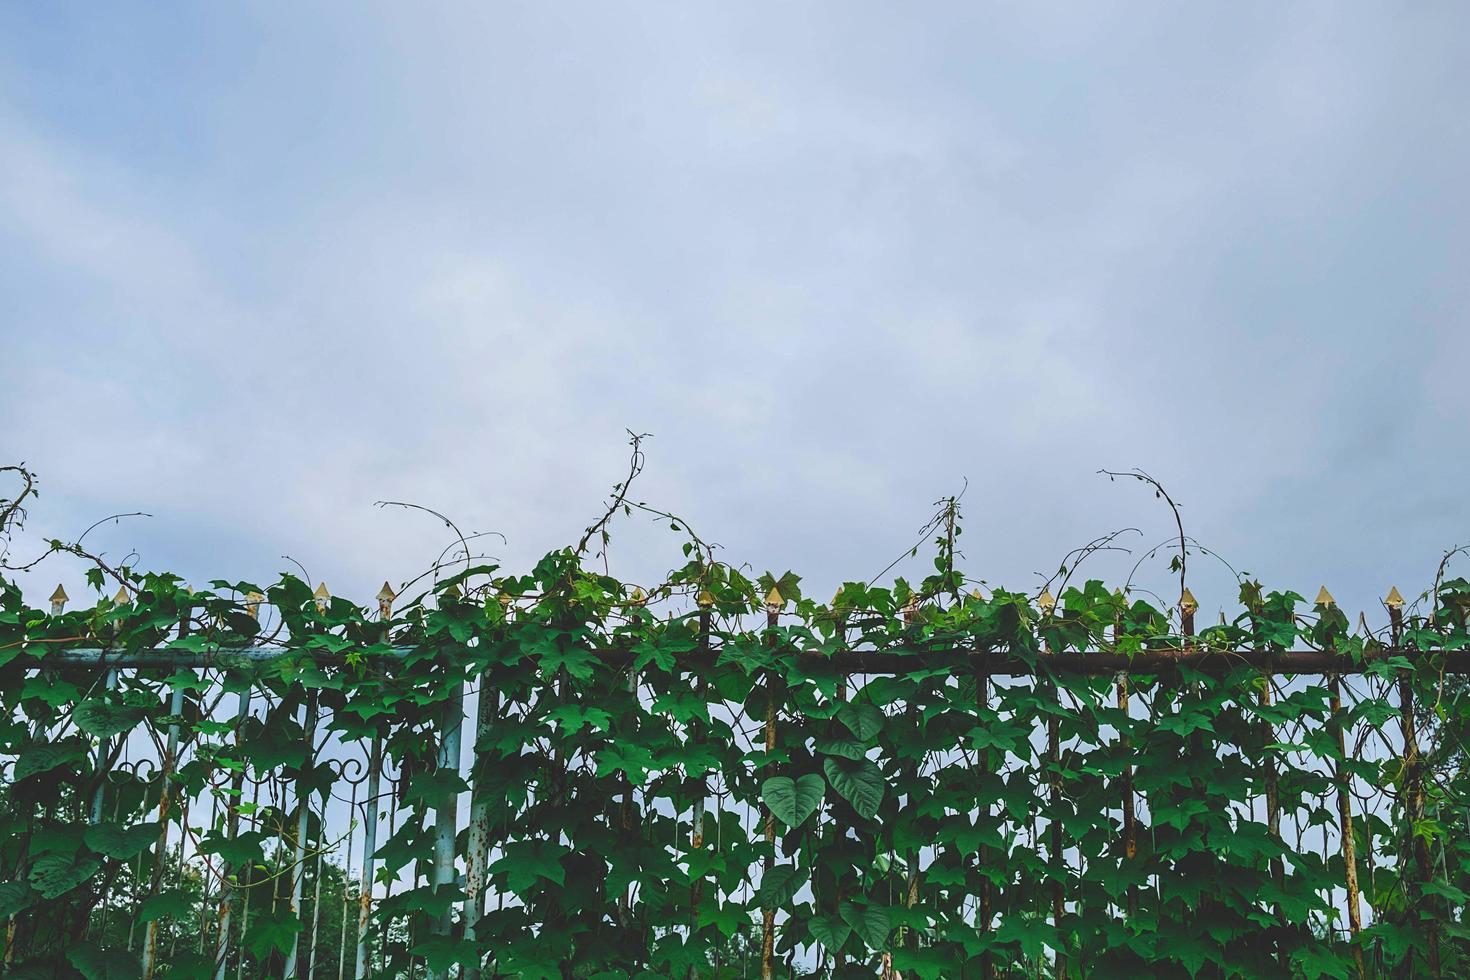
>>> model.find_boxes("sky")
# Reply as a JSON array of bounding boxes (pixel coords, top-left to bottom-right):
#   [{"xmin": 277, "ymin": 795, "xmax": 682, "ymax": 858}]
[{"xmin": 3, "ymin": 3, "xmax": 1469, "ymax": 625}]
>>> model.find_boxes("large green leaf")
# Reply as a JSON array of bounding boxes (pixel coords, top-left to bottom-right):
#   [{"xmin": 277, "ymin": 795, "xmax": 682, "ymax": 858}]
[
  {"xmin": 761, "ymin": 773, "xmax": 824, "ymax": 828},
  {"xmin": 840, "ymin": 900, "xmax": 891, "ymax": 950},
  {"xmin": 756, "ymin": 864, "xmax": 808, "ymax": 910},
  {"xmin": 85, "ymin": 821, "xmax": 160, "ymax": 860},
  {"xmin": 67, "ymin": 942, "xmax": 141, "ymax": 980},
  {"xmin": 74, "ymin": 700, "xmax": 146, "ymax": 739},
  {"xmin": 836, "ymin": 702, "xmax": 885, "ymax": 742},
  {"xmin": 13, "ymin": 739, "xmax": 87, "ymax": 781},
  {"xmin": 823, "ymin": 756, "xmax": 885, "ymax": 819},
  {"xmin": 29, "ymin": 854, "xmax": 101, "ymax": 899},
  {"xmin": 809, "ymin": 914, "xmax": 853, "ymax": 951}
]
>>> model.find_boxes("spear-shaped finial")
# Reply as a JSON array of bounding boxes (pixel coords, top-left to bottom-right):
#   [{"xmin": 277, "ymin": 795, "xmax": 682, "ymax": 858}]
[
  {"xmin": 245, "ymin": 591, "xmax": 264, "ymax": 620},
  {"xmin": 970, "ymin": 588, "xmax": 985, "ymax": 601},
  {"xmin": 1179, "ymin": 588, "xmax": 1198, "ymax": 615},
  {"xmin": 629, "ymin": 586, "xmax": 647, "ymax": 607},
  {"xmin": 376, "ymin": 582, "xmax": 396, "ymax": 620},
  {"xmin": 697, "ymin": 587, "xmax": 715, "ymax": 609},
  {"xmin": 1037, "ymin": 589, "xmax": 1056, "ymax": 613},
  {"xmin": 313, "ymin": 582, "xmax": 330, "ymax": 613},
  {"xmin": 113, "ymin": 586, "xmax": 129, "ymax": 605},
  {"xmin": 1315, "ymin": 586, "xmax": 1336, "ymax": 607},
  {"xmin": 49, "ymin": 584, "xmax": 68, "ymax": 616},
  {"xmin": 764, "ymin": 585, "xmax": 784, "ymax": 614},
  {"xmin": 1384, "ymin": 586, "xmax": 1405, "ymax": 609}
]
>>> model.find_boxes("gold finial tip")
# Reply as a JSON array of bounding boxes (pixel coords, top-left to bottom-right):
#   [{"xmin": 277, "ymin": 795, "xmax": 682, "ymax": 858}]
[
  {"xmin": 1315, "ymin": 586, "xmax": 1336, "ymax": 607},
  {"xmin": 1385, "ymin": 586, "xmax": 1405, "ymax": 608},
  {"xmin": 765, "ymin": 585, "xmax": 784, "ymax": 611},
  {"xmin": 246, "ymin": 591, "xmax": 264, "ymax": 602},
  {"xmin": 970, "ymin": 588, "xmax": 984, "ymax": 600},
  {"xmin": 630, "ymin": 586, "xmax": 646, "ymax": 604},
  {"xmin": 1179, "ymin": 588, "xmax": 1198, "ymax": 613},
  {"xmin": 49, "ymin": 584, "xmax": 68, "ymax": 603},
  {"xmin": 1037, "ymin": 588, "xmax": 1056, "ymax": 612},
  {"xmin": 313, "ymin": 582, "xmax": 330, "ymax": 599},
  {"xmin": 376, "ymin": 581, "xmax": 396, "ymax": 600},
  {"xmin": 113, "ymin": 586, "xmax": 129, "ymax": 604},
  {"xmin": 697, "ymin": 588, "xmax": 715, "ymax": 608}
]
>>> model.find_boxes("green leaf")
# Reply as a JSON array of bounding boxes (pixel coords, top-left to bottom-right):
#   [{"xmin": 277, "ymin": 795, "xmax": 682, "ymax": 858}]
[
  {"xmin": 836, "ymin": 702, "xmax": 885, "ymax": 742},
  {"xmin": 85, "ymin": 822, "xmax": 160, "ymax": 860},
  {"xmin": 823, "ymin": 756, "xmax": 885, "ymax": 819},
  {"xmin": 840, "ymin": 900, "xmax": 891, "ymax": 950},
  {"xmin": 67, "ymin": 942, "xmax": 141, "ymax": 980},
  {"xmin": 244, "ymin": 910, "xmax": 302, "ymax": 960},
  {"xmin": 812, "ymin": 736, "xmax": 867, "ymax": 760},
  {"xmin": 761, "ymin": 773, "xmax": 824, "ymax": 828},
  {"xmin": 29, "ymin": 854, "xmax": 101, "ymax": 899},
  {"xmin": 491, "ymin": 840, "xmax": 570, "ymax": 892},
  {"xmin": 810, "ymin": 914, "xmax": 853, "ymax": 951},
  {"xmin": 756, "ymin": 864, "xmax": 807, "ymax": 910},
  {"xmin": 0, "ymin": 881, "xmax": 33, "ymax": 919},
  {"xmin": 139, "ymin": 888, "xmax": 192, "ymax": 923},
  {"xmin": 14, "ymin": 739, "xmax": 87, "ymax": 780}
]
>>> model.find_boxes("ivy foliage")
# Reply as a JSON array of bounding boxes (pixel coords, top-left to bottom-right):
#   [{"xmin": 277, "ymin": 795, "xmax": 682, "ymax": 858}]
[{"xmin": 1, "ymin": 492, "xmax": 1469, "ymax": 978}]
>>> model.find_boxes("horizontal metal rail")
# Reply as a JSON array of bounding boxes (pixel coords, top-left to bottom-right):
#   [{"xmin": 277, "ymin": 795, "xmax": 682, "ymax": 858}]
[{"xmin": 26, "ymin": 645, "xmax": 1470, "ymax": 674}]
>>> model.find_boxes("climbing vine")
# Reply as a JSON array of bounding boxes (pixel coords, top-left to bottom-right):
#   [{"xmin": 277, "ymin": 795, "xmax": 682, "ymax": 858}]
[{"xmin": 1, "ymin": 458, "xmax": 1468, "ymax": 979}]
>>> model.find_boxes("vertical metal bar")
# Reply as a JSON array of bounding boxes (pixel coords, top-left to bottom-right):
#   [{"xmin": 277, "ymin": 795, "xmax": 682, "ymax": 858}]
[
  {"xmin": 337, "ymin": 780, "xmax": 357, "ymax": 980},
  {"xmin": 687, "ymin": 595, "xmax": 713, "ymax": 980},
  {"xmin": 215, "ymin": 680, "xmax": 254, "ymax": 979},
  {"xmin": 760, "ymin": 588, "xmax": 782, "ymax": 980},
  {"xmin": 284, "ymin": 688, "xmax": 320, "ymax": 979},
  {"xmin": 1114, "ymin": 598, "xmax": 1137, "ymax": 915},
  {"xmin": 1329, "ymin": 668, "xmax": 1365, "ymax": 977},
  {"xmin": 427, "ymin": 674, "xmax": 465, "ymax": 980},
  {"xmin": 354, "ymin": 736, "xmax": 383, "ymax": 980},
  {"xmin": 141, "ymin": 683, "xmax": 186, "ymax": 980},
  {"xmin": 308, "ymin": 845, "xmax": 324, "ymax": 978},
  {"xmin": 1037, "ymin": 591, "xmax": 1066, "ymax": 980},
  {"xmin": 1389, "ymin": 591, "xmax": 1439, "ymax": 977},
  {"xmin": 90, "ymin": 669, "xmax": 120, "ymax": 825},
  {"xmin": 462, "ymin": 677, "xmax": 497, "ymax": 980}
]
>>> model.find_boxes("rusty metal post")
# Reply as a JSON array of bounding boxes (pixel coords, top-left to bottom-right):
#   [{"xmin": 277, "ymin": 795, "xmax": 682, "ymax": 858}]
[
  {"xmin": 284, "ymin": 686, "xmax": 320, "ymax": 980},
  {"xmin": 354, "ymin": 583, "xmax": 395, "ymax": 980},
  {"xmin": 1114, "ymin": 597, "xmax": 1138, "ymax": 920},
  {"xmin": 141, "ymin": 682, "xmax": 186, "ymax": 980},
  {"xmin": 1388, "ymin": 587, "xmax": 1439, "ymax": 977},
  {"xmin": 686, "ymin": 589, "xmax": 714, "ymax": 978},
  {"xmin": 1036, "ymin": 589, "xmax": 1067, "ymax": 979},
  {"xmin": 760, "ymin": 587, "xmax": 783, "ymax": 980},
  {"xmin": 1318, "ymin": 587, "xmax": 1366, "ymax": 978}
]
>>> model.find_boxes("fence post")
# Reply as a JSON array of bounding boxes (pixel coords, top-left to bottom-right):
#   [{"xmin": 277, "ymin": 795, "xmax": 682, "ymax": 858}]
[
  {"xmin": 1318, "ymin": 588, "xmax": 1366, "ymax": 978},
  {"xmin": 686, "ymin": 587, "xmax": 714, "ymax": 979},
  {"xmin": 1036, "ymin": 589, "xmax": 1067, "ymax": 980},
  {"xmin": 355, "ymin": 584, "xmax": 395, "ymax": 980},
  {"xmin": 1388, "ymin": 587, "xmax": 1439, "ymax": 977},
  {"xmin": 425, "ymin": 585, "xmax": 466, "ymax": 980},
  {"xmin": 213, "ymin": 592, "xmax": 261, "ymax": 980},
  {"xmin": 760, "ymin": 586, "xmax": 783, "ymax": 980},
  {"xmin": 142, "ymin": 588, "xmax": 191, "ymax": 980},
  {"xmin": 283, "ymin": 584, "xmax": 329, "ymax": 979},
  {"xmin": 1113, "ymin": 594, "xmax": 1137, "ymax": 920},
  {"xmin": 284, "ymin": 688, "xmax": 321, "ymax": 978},
  {"xmin": 83, "ymin": 584, "xmax": 122, "ymax": 825},
  {"xmin": 462, "ymin": 589, "xmax": 508, "ymax": 980}
]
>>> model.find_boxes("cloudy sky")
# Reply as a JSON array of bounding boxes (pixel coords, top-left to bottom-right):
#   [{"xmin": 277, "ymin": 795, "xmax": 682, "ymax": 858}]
[{"xmin": 3, "ymin": 3, "xmax": 1468, "ymax": 623}]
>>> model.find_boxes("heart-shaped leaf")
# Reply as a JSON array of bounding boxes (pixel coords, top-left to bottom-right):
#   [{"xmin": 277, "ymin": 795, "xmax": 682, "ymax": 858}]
[
  {"xmin": 756, "ymin": 864, "xmax": 808, "ymax": 910},
  {"xmin": 810, "ymin": 913, "xmax": 853, "ymax": 951},
  {"xmin": 85, "ymin": 822, "xmax": 160, "ymax": 860},
  {"xmin": 836, "ymin": 702, "xmax": 884, "ymax": 742},
  {"xmin": 840, "ymin": 899, "xmax": 892, "ymax": 950},
  {"xmin": 823, "ymin": 756, "xmax": 885, "ymax": 819},
  {"xmin": 761, "ymin": 773, "xmax": 824, "ymax": 828}
]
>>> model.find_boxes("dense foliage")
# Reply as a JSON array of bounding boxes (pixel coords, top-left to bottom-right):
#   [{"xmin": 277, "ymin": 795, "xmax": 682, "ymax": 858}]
[{"xmin": 2, "ymin": 464, "xmax": 1468, "ymax": 978}]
